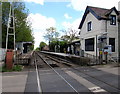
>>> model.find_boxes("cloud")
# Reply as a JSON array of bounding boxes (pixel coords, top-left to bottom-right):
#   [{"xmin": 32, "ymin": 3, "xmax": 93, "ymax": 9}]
[
  {"xmin": 27, "ymin": 13, "xmax": 56, "ymax": 48},
  {"xmin": 61, "ymin": 18, "xmax": 81, "ymax": 36},
  {"xmin": 33, "ymin": 30, "xmax": 48, "ymax": 49},
  {"xmin": 64, "ymin": 13, "xmax": 72, "ymax": 19},
  {"xmin": 68, "ymin": 0, "xmax": 120, "ymax": 11},
  {"xmin": 24, "ymin": 0, "xmax": 44, "ymax": 5},
  {"xmin": 62, "ymin": 17, "xmax": 81, "ymax": 30},
  {"xmin": 27, "ymin": 13, "xmax": 56, "ymax": 30}
]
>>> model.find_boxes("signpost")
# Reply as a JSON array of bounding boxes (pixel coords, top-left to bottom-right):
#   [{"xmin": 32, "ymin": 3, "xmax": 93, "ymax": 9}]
[{"xmin": 103, "ymin": 45, "xmax": 112, "ymax": 64}]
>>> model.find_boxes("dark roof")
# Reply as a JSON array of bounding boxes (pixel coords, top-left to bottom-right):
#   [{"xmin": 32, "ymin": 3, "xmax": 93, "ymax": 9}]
[
  {"xmin": 78, "ymin": 6, "xmax": 120, "ymax": 29},
  {"xmin": 68, "ymin": 40, "xmax": 80, "ymax": 45}
]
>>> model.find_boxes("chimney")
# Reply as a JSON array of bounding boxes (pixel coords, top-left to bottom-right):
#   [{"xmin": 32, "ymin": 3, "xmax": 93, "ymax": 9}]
[{"xmin": 118, "ymin": 1, "xmax": 120, "ymax": 11}]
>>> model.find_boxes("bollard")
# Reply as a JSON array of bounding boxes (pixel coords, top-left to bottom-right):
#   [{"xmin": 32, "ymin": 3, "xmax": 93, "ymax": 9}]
[
  {"xmin": 5, "ymin": 49, "xmax": 13, "ymax": 70},
  {"xmin": 104, "ymin": 51, "xmax": 108, "ymax": 64}
]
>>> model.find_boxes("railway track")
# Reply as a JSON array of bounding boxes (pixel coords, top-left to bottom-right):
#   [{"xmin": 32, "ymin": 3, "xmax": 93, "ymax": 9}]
[
  {"xmin": 35, "ymin": 51, "xmax": 79, "ymax": 93},
  {"xmin": 34, "ymin": 51, "xmax": 119, "ymax": 93},
  {"xmin": 41, "ymin": 52, "xmax": 120, "ymax": 92}
]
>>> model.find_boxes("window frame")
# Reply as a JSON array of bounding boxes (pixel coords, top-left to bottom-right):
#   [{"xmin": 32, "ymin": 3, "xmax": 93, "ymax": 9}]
[
  {"xmin": 85, "ymin": 38, "xmax": 94, "ymax": 51},
  {"xmin": 87, "ymin": 21, "xmax": 92, "ymax": 31},
  {"xmin": 110, "ymin": 15, "xmax": 116, "ymax": 25},
  {"xmin": 109, "ymin": 38, "xmax": 115, "ymax": 52}
]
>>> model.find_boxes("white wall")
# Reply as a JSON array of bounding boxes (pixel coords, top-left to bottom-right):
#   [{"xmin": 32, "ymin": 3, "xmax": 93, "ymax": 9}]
[
  {"xmin": 80, "ymin": 12, "xmax": 106, "ymax": 56},
  {"xmin": 107, "ymin": 11, "xmax": 119, "ymax": 58},
  {"xmin": 80, "ymin": 10, "xmax": 119, "ymax": 58},
  {"xmin": 0, "ymin": 48, "xmax": 6, "ymax": 61}
]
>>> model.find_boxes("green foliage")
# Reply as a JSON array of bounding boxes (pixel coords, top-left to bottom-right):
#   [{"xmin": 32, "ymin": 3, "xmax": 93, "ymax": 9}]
[
  {"xmin": 2, "ymin": 2, "xmax": 34, "ymax": 48},
  {"xmin": 39, "ymin": 41, "xmax": 47, "ymax": 51},
  {"xmin": 44, "ymin": 27, "xmax": 59, "ymax": 42},
  {"xmin": 12, "ymin": 65, "xmax": 23, "ymax": 71},
  {"xmin": 61, "ymin": 29, "xmax": 79, "ymax": 43},
  {"xmin": 35, "ymin": 47, "xmax": 40, "ymax": 51},
  {"xmin": 49, "ymin": 39, "xmax": 67, "ymax": 52},
  {"xmin": 1, "ymin": 65, "xmax": 23, "ymax": 72},
  {"xmin": 43, "ymin": 27, "xmax": 60, "ymax": 51}
]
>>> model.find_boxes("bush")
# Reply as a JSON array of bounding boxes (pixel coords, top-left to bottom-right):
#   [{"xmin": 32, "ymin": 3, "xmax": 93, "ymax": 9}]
[
  {"xmin": 1, "ymin": 65, "xmax": 23, "ymax": 72},
  {"xmin": 12, "ymin": 65, "xmax": 23, "ymax": 71}
]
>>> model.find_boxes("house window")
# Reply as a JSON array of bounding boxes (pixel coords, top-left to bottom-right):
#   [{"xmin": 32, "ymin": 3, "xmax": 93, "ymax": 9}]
[
  {"xmin": 110, "ymin": 15, "xmax": 116, "ymax": 25},
  {"xmin": 109, "ymin": 38, "xmax": 115, "ymax": 52},
  {"xmin": 87, "ymin": 21, "xmax": 92, "ymax": 31},
  {"xmin": 85, "ymin": 38, "xmax": 94, "ymax": 51}
]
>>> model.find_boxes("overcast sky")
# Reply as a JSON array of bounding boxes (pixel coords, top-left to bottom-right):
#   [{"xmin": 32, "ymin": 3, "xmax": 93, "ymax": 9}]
[{"xmin": 25, "ymin": 0, "xmax": 120, "ymax": 49}]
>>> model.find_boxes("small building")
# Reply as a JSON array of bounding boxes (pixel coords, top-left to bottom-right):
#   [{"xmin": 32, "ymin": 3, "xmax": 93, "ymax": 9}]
[
  {"xmin": 42, "ymin": 45, "xmax": 49, "ymax": 51},
  {"xmin": 67, "ymin": 40, "xmax": 80, "ymax": 55},
  {"xmin": 78, "ymin": 6, "xmax": 120, "ymax": 60},
  {"xmin": 16, "ymin": 42, "xmax": 33, "ymax": 54}
]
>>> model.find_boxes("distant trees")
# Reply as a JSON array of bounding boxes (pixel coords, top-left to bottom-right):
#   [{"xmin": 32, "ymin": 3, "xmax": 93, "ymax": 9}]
[
  {"xmin": 43, "ymin": 26, "xmax": 79, "ymax": 52},
  {"xmin": 2, "ymin": 2, "xmax": 34, "ymax": 49},
  {"xmin": 44, "ymin": 27, "xmax": 60, "ymax": 51},
  {"xmin": 61, "ymin": 28, "xmax": 79, "ymax": 43},
  {"xmin": 39, "ymin": 41, "xmax": 47, "ymax": 51},
  {"xmin": 44, "ymin": 27, "xmax": 59, "ymax": 43}
]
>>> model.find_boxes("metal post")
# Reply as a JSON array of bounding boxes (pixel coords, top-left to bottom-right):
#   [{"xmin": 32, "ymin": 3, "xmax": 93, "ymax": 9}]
[
  {"xmin": 5, "ymin": 2, "xmax": 16, "ymax": 65},
  {"xmin": 96, "ymin": 35, "xmax": 98, "ymax": 61},
  {"xmin": 0, "ymin": 2, "xmax": 2, "ymax": 48},
  {"xmin": 6, "ymin": 4, "xmax": 12, "ymax": 50},
  {"xmin": 12, "ymin": 3, "xmax": 16, "ymax": 51},
  {"xmin": 6, "ymin": 2, "xmax": 15, "ymax": 51}
]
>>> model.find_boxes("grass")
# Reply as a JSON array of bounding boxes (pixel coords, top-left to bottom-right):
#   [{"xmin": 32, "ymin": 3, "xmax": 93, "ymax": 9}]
[{"xmin": 1, "ymin": 65, "xmax": 23, "ymax": 72}]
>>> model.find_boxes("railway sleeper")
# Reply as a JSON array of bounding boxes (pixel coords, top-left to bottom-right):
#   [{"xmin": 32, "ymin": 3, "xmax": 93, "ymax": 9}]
[{"xmin": 46, "ymin": 55, "xmax": 73, "ymax": 66}]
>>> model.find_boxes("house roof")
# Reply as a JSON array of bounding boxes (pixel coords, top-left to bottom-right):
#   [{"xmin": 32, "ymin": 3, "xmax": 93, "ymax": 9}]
[
  {"xmin": 78, "ymin": 6, "xmax": 120, "ymax": 29},
  {"xmin": 68, "ymin": 40, "xmax": 80, "ymax": 45}
]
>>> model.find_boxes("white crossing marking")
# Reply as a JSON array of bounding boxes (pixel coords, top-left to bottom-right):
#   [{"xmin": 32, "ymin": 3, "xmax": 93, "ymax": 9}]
[
  {"xmin": 35, "ymin": 60, "xmax": 42, "ymax": 93},
  {"xmin": 65, "ymin": 71, "xmax": 107, "ymax": 93},
  {"xmin": 89, "ymin": 87, "xmax": 106, "ymax": 92}
]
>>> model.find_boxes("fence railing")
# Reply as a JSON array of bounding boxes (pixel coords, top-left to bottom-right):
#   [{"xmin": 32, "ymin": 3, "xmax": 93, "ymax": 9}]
[
  {"xmin": 84, "ymin": 52, "xmax": 99, "ymax": 65},
  {"xmin": 84, "ymin": 52, "xmax": 120, "ymax": 65},
  {"xmin": 14, "ymin": 51, "xmax": 33, "ymax": 65}
]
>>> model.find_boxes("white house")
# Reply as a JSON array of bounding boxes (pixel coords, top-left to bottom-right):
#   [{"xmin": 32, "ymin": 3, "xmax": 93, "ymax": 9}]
[{"xmin": 78, "ymin": 6, "xmax": 120, "ymax": 60}]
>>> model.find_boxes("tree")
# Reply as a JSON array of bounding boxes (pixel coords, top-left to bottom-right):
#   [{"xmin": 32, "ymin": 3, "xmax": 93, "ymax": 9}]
[
  {"xmin": 44, "ymin": 27, "xmax": 59, "ymax": 42},
  {"xmin": 44, "ymin": 27, "xmax": 59, "ymax": 51},
  {"xmin": 2, "ymin": 2, "xmax": 34, "ymax": 49},
  {"xmin": 61, "ymin": 28, "xmax": 79, "ymax": 43},
  {"xmin": 39, "ymin": 42, "xmax": 47, "ymax": 51},
  {"xmin": 35, "ymin": 47, "xmax": 40, "ymax": 51}
]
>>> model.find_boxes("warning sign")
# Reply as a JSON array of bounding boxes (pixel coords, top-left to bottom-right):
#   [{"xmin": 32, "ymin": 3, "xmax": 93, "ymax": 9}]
[{"xmin": 99, "ymin": 51, "xmax": 102, "ymax": 55}]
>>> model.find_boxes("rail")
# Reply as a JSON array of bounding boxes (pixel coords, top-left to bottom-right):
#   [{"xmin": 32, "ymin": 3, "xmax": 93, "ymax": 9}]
[
  {"xmin": 41, "ymin": 51, "xmax": 100, "ymax": 66},
  {"xmin": 36, "ymin": 52, "xmax": 79, "ymax": 93}
]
